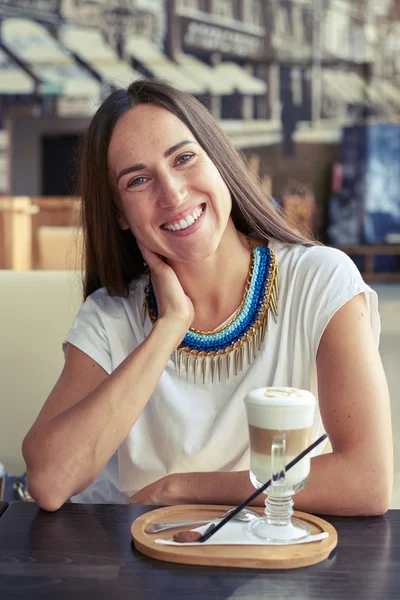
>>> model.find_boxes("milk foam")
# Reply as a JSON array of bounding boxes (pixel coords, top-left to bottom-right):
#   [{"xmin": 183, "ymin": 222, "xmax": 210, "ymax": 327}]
[{"xmin": 244, "ymin": 387, "xmax": 316, "ymax": 429}]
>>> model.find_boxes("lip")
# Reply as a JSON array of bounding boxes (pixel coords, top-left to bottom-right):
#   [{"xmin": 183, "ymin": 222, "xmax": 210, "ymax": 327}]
[
  {"xmin": 161, "ymin": 205, "xmax": 206, "ymax": 238},
  {"xmin": 161, "ymin": 203, "xmax": 205, "ymax": 229}
]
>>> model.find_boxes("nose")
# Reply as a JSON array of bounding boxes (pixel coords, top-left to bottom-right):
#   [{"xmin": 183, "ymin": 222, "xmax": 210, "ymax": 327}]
[{"xmin": 156, "ymin": 171, "xmax": 187, "ymax": 210}]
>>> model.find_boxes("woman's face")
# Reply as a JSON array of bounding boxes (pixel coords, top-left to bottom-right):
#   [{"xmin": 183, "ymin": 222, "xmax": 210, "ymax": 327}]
[{"xmin": 107, "ymin": 103, "xmax": 233, "ymax": 264}]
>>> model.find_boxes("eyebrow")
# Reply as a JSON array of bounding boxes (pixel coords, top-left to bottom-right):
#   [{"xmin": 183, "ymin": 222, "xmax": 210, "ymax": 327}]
[{"xmin": 116, "ymin": 140, "xmax": 196, "ymax": 184}]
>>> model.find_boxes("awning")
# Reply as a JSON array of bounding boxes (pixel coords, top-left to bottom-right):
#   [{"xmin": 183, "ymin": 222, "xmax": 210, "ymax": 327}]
[
  {"xmin": 177, "ymin": 53, "xmax": 235, "ymax": 95},
  {"xmin": 0, "ymin": 48, "xmax": 34, "ymax": 94},
  {"xmin": 322, "ymin": 70, "xmax": 366, "ymax": 105},
  {"xmin": 1, "ymin": 19, "xmax": 100, "ymax": 107},
  {"xmin": 370, "ymin": 79, "xmax": 400, "ymax": 107},
  {"xmin": 37, "ymin": 65, "xmax": 100, "ymax": 99},
  {"xmin": 60, "ymin": 26, "xmax": 142, "ymax": 88},
  {"xmin": 336, "ymin": 72, "xmax": 367, "ymax": 104},
  {"xmin": 322, "ymin": 71, "xmax": 346, "ymax": 102},
  {"xmin": 2, "ymin": 18, "xmax": 71, "ymax": 65},
  {"xmin": 93, "ymin": 62, "xmax": 142, "ymax": 88},
  {"xmin": 126, "ymin": 35, "xmax": 205, "ymax": 95},
  {"xmin": 212, "ymin": 62, "xmax": 267, "ymax": 95}
]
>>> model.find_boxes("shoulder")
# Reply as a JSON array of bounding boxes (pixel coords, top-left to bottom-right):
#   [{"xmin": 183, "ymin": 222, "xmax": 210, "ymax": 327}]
[
  {"xmin": 270, "ymin": 240, "xmax": 361, "ymax": 285},
  {"xmin": 82, "ymin": 276, "xmax": 148, "ymax": 317}
]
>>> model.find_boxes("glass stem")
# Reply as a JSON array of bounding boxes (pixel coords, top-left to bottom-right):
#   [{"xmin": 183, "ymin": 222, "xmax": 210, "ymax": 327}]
[{"xmin": 265, "ymin": 493, "xmax": 294, "ymax": 527}]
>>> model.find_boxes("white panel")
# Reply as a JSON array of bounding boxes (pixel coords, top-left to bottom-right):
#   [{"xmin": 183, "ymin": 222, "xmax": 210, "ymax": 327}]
[
  {"xmin": 178, "ymin": 54, "xmax": 234, "ymax": 94},
  {"xmin": 93, "ymin": 62, "xmax": 143, "ymax": 88},
  {"xmin": 126, "ymin": 35, "xmax": 206, "ymax": 94},
  {"xmin": 213, "ymin": 62, "xmax": 267, "ymax": 95},
  {"xmin": 61, "ymin": 26, "xmax": 118, "ymax": 62},
  {"xmin": 0, "ymin": 70, "xmax": 34, "ymax": 94},
  {"xmin": 2, "ymin": 18, "xmax": 71, "ymax": 65},
  {"xmin": 0, "ymin": 49, "xmax": 34, "ymax": 94}
]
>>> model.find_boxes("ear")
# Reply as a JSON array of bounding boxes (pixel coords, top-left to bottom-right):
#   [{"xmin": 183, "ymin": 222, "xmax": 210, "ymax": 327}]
[{"xmin": 117, "ymin": 213, "xmax": 130, "ymax": 230}]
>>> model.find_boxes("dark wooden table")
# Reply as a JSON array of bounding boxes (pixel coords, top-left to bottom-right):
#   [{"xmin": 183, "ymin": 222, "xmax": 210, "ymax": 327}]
[{"xmin": 0, "ymin": 502, "xmax": 399, "ymax": 599}]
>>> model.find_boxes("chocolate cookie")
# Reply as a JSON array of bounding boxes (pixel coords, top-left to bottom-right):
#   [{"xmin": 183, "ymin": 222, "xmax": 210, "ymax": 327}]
[{"xmin": 173, "ymin": 530, "xmax": 203, "ymax": 543}]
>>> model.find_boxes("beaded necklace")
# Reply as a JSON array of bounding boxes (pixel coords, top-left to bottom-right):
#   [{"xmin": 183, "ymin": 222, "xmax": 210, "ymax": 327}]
[{"xmin": 142, "ymin": 242, "xmax": 278, "ymax": 384}]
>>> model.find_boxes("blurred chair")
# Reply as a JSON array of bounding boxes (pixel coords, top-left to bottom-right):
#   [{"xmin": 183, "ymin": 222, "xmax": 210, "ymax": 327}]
[
  {"xmin": 0, "ymin": 196, "xmax": 81, "ymax": 270},
  {"xmin": 0, "ymin": 270, "xmax": 83, "ymax": 474},
  {"xmin": 37, "ymin": 226, "xmax": 83, "ymax": 270},
  {"xmin": 0, "ymin": 196, "xmax": 39, "ymax": 270}
]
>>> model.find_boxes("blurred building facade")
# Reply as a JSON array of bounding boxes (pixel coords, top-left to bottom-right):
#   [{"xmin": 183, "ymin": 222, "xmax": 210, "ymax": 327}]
[
  {"xmin": 166, "ymin": 0, "xmax": 268, "ymax": 120},
  {"xmin": 0, "ymin": 0, "xmax": 400, "ymax": 206},
  {"xmin": 0, "ymin": 0, "xmax": 276, "ymax": 196}
]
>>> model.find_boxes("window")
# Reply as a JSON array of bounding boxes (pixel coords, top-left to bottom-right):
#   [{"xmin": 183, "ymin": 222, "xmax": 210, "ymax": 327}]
[
  {"xmin": 213, "ymin": 0, "xmax": 233, "ymax": 19},
  {"xmin": 131, "ymin": 14, "xmax": 152, "ymax": 36},
  {"xmin": 291, "ymin": 68, "xmax": 303, "ymax": 106},
  {"xmin": 177, "ymin": 0, "xmax": 199, "ymax": 9},
  {"xmin": 292, "ymin": 5, "xmax": 304, "ymax": 44},
  {"xmin": 350, "ymin": 25, "xmax": 365, "ymax": 62},
  {"xmin": 275, "ymin": 5, "xmax": 291, "ymax": 37},
  {"xmin": 243, "ymin": 0, "xmax": 263, "ymax": 26}
]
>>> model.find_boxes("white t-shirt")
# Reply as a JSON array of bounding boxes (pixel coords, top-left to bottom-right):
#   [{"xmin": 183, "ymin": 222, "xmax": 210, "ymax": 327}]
[{"xmin": 64, "ymin": 241, "xmax": 380, "ymax": 503}]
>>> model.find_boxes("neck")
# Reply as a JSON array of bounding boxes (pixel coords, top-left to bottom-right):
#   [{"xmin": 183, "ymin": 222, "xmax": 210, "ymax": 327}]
[{"xmin": 166, "ymin": 226, "xmax": 253, "ymax": 331}]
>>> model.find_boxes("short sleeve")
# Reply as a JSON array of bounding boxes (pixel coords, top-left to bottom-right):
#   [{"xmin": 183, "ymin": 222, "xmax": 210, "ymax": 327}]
[
  {"xmin": 63, "ymin": 291, "xmax": 112, "ymax": 374},
  {"xmin": 298, "ymin": 246, "xmax": 380, "ymax": 359}
]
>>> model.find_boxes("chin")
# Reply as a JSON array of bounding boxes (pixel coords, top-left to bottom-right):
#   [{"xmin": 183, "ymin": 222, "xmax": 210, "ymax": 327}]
[{"xmin": 165, "ymin": 244, "xmax": 214, "ymax": 265}]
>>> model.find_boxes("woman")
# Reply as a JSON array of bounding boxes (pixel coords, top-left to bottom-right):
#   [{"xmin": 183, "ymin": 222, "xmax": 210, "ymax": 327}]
[{"xmin": 23, "ymin": 79, "xmax": 392, "ymax": 513}]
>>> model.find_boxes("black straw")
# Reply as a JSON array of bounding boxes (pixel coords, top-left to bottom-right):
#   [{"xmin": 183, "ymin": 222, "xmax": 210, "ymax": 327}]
[{"xmin": 199, "ymin": 433, "xmax": 328, "ymax": 543}]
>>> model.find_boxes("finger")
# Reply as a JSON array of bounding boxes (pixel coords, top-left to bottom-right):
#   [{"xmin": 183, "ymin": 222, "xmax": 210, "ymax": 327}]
[{"xmin": 125, "ymin": 493, "xmax": 140, "ymax": 504}]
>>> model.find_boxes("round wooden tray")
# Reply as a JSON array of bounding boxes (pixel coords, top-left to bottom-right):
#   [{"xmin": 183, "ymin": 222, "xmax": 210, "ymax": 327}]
[{"xmin": 131, "ymin": 504, "xmax": 338, "ymax": 570}]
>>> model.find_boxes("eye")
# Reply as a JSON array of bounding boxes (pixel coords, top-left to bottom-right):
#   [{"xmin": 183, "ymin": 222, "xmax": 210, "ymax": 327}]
[
  {"xmin": 175, "ymin": 153, "xmax": 194, "ymax": 166},
  {"xmin": 127, "ymin": 176, "xmax": 148, "ymax": 189}
]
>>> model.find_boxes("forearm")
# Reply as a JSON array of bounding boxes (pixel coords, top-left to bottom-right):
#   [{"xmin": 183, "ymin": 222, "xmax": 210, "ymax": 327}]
[
  {"xmin": 176, "ymin": 453, "xmax": 391, "ymax": 516},
  {"xmin": 291, "ymin": 451, "xmax": 391, "ymax": 516},
  {"xmin": 24, "ymin": 318, "xmax": 180, "ymax": 509}
]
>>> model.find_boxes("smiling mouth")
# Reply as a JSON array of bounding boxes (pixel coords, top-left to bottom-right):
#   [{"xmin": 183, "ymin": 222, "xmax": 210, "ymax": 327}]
[{"xmin": 161, "ymin": 204, "xmax": 205, "ymax": 231}]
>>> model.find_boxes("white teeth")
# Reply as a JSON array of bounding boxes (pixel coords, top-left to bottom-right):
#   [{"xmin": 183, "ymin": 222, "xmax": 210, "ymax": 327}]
[{"xmin": 163, "ymin": 205, "xmax": 204, "ymax": 231}]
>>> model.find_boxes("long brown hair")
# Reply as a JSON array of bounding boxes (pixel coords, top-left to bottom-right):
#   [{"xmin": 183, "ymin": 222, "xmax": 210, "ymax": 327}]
[{"xmin": 80, "ymin": 78, "xmax": 316, "ymax": 299}]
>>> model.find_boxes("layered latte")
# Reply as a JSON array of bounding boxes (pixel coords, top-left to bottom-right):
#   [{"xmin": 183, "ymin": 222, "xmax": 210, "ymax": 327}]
[{"xmin": 244, "ymin": 387, "xmax": 316, "ymax": 494}]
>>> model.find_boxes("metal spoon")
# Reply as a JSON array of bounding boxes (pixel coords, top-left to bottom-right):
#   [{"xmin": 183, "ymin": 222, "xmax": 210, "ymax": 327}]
[{"xmin": 145, "ymin": 507, "xmax": 260, "ymax": 534}]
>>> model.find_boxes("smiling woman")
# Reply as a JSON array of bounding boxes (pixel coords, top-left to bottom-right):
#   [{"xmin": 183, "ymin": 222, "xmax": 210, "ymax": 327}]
[
  {"xmin": 22, "ymin": 79, "xmax": 392, "ymax": 516},
  {"xmin": 109, "ymin": 103, "xmax": 234, "ymax": 267}
]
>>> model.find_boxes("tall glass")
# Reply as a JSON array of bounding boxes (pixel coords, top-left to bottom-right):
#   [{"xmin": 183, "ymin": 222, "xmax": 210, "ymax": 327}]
[{"xmin": 244, "ymin": 387, "xmax": 316, "ymax": 544}]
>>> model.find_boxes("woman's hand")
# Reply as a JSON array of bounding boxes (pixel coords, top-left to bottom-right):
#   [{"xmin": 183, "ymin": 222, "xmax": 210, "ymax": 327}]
[
  {"xmin": 124, "ymin": 471, "xmax": 265, "ymax": 507},
  {"xmin": 138, "ymin": 241, "xmax": 194, "ymax": 337},
  {"xmin": 125, "ymin": 474, "xmax": 184, "ymax": 505}
]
